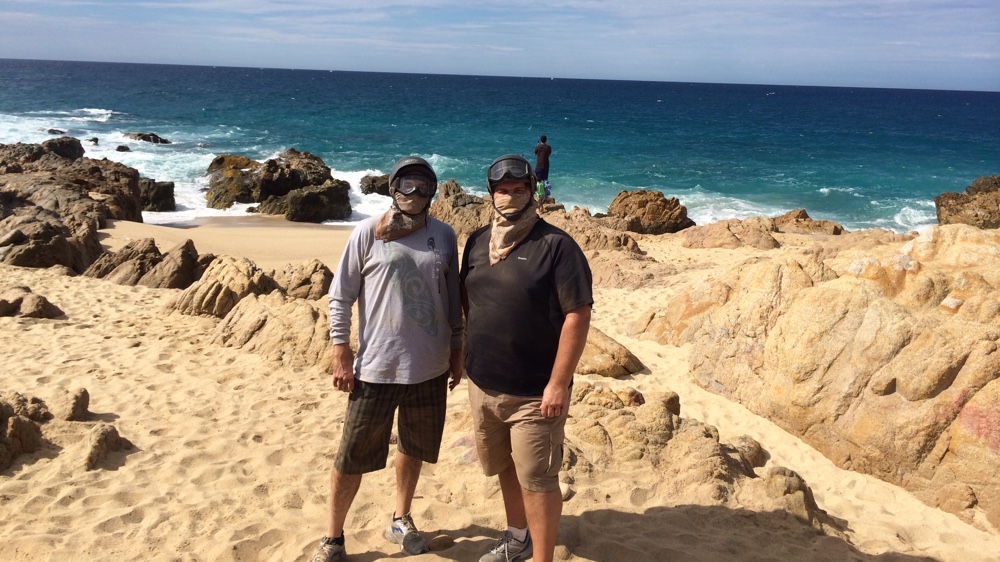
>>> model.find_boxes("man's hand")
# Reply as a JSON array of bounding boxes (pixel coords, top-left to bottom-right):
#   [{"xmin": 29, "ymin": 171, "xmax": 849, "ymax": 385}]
[
  {"xmin": 448, "ymin": 347, "xmax": 464, "ymax": 391},
  {"xmin": 542, "ymin": 304, "xmax": 591, "ymax": 418},
  {"xmin": 331, "ymin": 343, "xmax": 355, "ymax": 393},
  {"xmin": 540, "ymin": 381, "xmax": 570, "ymax": 418}
]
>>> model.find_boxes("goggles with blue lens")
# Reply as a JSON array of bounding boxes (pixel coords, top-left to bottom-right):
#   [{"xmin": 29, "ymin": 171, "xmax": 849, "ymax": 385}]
[{"xmin": 395, "ymin": 175, "xmax": 435, "ymax": 197}]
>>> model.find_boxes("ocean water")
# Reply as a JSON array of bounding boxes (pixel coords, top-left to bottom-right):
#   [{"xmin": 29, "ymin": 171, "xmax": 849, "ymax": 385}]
[{"xmin": 1, "ymin": 58, "xmax": 998, "ymax": 232}]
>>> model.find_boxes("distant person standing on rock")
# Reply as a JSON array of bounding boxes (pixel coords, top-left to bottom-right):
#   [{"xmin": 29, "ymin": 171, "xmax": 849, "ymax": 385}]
[{"xmin": 534, "ymin": 135, "xmax": 552, "ymax": 183}]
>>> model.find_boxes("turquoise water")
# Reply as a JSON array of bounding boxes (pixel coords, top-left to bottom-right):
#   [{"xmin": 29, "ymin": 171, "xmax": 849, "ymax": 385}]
[{"xmin": 1, "ymin": 59, "xmax": 998, "ymax": 231}]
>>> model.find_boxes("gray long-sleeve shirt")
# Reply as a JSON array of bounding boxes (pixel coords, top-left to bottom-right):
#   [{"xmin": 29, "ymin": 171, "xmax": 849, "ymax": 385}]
[{"xmin": 328, "ymin": 215, "xmax": 463, "ymax": 385}]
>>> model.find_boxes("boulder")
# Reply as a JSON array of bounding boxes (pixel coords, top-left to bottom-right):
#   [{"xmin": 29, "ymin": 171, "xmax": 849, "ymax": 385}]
[
  {"xmin": 204, "ymin": 149, "xmax": 334, "ymax": 210},
  {"xmin": 168, "ymin": 255, "xmax": 278, "ymax": 318},
  {"xmin": 680, "ymin": 216, "xmax": 781, "ymax": 250},
  {"xmin": 935, "ymin": 174, "xmax": 1000, "ymax": 229},
  {"xmin": 124, "ymin": 132, "xmax": 171, "ymax": 144},
  {"xmin": 204, "ymin": 154, "xmax": 261, "ymax": 208},
  {"xmin": 565, "ymin": 384, "xmax": 842, "ymax": 535},
  {"xmin": 137, "ymin": 239, "xmax": 202, "ymax": 289},
  {"xmin": 545, "ymin": 207, "xmax": 643, "ymax": 254},
  {"xmin": 605, "ymin": 189, "xmax": 695, "ymax": 234},
  {"xmin": 84, "ymin": 423, "xmax": 133, "ymax": 470},
  {"xmin": 139, "ymin": 178, "xmax": 176, "ymax": 212},
  {"xmin": 212, "ymin": 291, "xmax": 333, "ymax": 369},
  {"xmin": 0, "ymin": 207, "xmax": 99, "ymax": 274},
  {"xmin": 0, "ymin": 391, "xmax": 46, "ymax": 471},
  {"xmin": 57, "ymin": 388, "xmax": 91, "ymax": 422},
  {"xmin": 428, "ymin": 180, "xmax": 492, "ymax": 244},
  {"xmin": 84, "ymin": 237, "xmax": 162, "ymax": 284},
  {"xmin": 270, "ymin": 259, "xmax": 333, "ymax": 300},
  {"xmin": 252, "ymin": 180, "xmax": 351, "ymax": 223},
  {"xmin": 360, "ymin": 174, "xmax": 390, "ymax": 196},
  {"xmin": 577, "ymin": 327, "xmax": 645, "ymax": 378},
  {"xmin": 773, "ymin": 209, "xmax": 845, "ymax": 235},
  {"xmin": 40, "ymin": 136, "xmax": 85, "ymax": 160},
  {"xmin": 0, "ymin": 286, "xmax": 64, "ymax": 318}
]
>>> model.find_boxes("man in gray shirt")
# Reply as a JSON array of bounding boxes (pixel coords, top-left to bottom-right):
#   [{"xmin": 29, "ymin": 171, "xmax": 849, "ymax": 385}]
[{"xmin": 312, "ymin": 156, "xmax": 464, "ymax": 562}]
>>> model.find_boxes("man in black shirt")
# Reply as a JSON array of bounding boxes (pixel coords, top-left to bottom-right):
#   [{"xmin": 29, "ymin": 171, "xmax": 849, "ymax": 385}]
[{"xmin": 461, "ymin": 153, "xmax": 592, "ymax": 562}]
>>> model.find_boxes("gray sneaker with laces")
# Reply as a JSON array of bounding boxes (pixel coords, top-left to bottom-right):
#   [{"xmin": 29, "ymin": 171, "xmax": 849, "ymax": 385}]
[
  {"xmin": 480, "ymin": 530, "xmax": 533, "ymax": 562},
  {"xmin": 310, "ymin": 536, "xmax": 346, "ymax": 562},
  {"xmin": 384, "ymin": 513, "xmax": 430, "ymax": 555}
]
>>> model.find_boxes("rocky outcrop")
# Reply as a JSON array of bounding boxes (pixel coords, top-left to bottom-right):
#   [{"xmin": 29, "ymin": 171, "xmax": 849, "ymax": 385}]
[
  {"xmin": 603, "ymin": 189, "xmax": 695, "ymax": 234},
  {"xmin": 83, "ymin": 238, "xmax": 205, "ymax": 289},
  {"xmin": 212, "ymin": 291, "xmax": 333, "ymax": 369},
  {"xmin": 586, "ymin": 250, "xmax": 676, "ymax": 290},
  {"xmin": 773, "ymin": 209, "xmax": 845, "ymax": 235},
  {"xmin": 935, "ymin": 174, "xmax": 1000, "ymax": 229},
  {"xmin": 0, "ymin": 286, "xmax": 64, "ymax": 318},
  {"xmin": 252, "ymin": 180, "xmax": 351, "ymax": 222},
  {"xmin": 428, "ymin": 180, "xmax": 492, "ymax": 244},
  {"xmin": 124, "ymin": 132, "xmax": 171, "ymax": 144},
  {"xmin": 139, "ymin": 178, "xmax": 176, "ymax": 212},
  {"xmin": 680, "ymin": 216, "xmax": 781, "ymax": 250},
  {"xmin": 544, "ymin": 207, "xmax": 643, "ymax": 254},
  {"xmin": 269, "ymin": 259, "xmax": 333, "ymax": 300},
  {"xmin": 203, "ymin": 154, "xmax": 259, "ymax": 207},
  {"xmin": 428, "ymin": 181, "xmax": 645, "ymax": 256},
  {"xmin": 84, "ymin": 237, "xmax": 162, "ymax": 285},
  {"xmin": 138, "ymin": 239, "xmax": 203, "ymax": 289},
  {"xmin": 566, "ymin": 383, "xmax": 843, "ymax": 535},
  {"xmin": 168, "ymin": 255, "xmax": 278, "ymax": 318},
  {"xmin": 204, "ymin": 149, "xmax": 338, "ymax": 218},
  {"xmin": 576, "ymin": 327, "xmax": 645, "ymax": 378},
  {"xmin": 360, "ymin": 173, "xmax": 390, "ymax": 196},
  {"xmin": 0, "ymin": 391, "xmax": 48, "ymax": 471},
  {"xmin": 41, "ymin": 136, "xmax": 86, "ymax": 160},
  {"xmin": 0, "ymin": 138, "xmax": 153, "ymax": 273},
  {"xmin": 630, "ymin": 224, "xmax": 1000, "ymax": 529}
]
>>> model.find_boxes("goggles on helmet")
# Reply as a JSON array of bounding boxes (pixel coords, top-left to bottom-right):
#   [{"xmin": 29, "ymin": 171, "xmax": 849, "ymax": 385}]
[
  {"xmin": 487, "ymin": 155, "xmax": 533, "ymax": 184},
  {"xmin": 394, "ymin": 174, "xmax": 435, "ymax": 197}
]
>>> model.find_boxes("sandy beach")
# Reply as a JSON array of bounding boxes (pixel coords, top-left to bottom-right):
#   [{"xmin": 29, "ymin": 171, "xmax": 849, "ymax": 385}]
[{"xmin": 3, "ymin": 216, "xmax": 1000, "ymax": 562}]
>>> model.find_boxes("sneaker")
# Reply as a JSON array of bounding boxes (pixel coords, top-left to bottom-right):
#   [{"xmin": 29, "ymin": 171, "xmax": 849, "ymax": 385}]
[
  {"xmin": 384, "ymin": 513, "xmax": 430, "ymax": 555},
  {"xmin": 310, "ymin": 536, "xmax": 346, "ymax": 562},
  {"xmin": 479, "ymin": 530, "xmax": 533, "ymax": 562}
]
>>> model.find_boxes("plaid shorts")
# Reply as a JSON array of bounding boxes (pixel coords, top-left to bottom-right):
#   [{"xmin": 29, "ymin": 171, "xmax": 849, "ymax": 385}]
[{"xmin": 334, "ymin": 373, "xmax": 448, "ymax": 474}]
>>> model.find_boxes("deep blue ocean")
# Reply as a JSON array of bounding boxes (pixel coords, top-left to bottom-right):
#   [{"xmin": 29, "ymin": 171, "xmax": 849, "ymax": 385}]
[{"xmin": 2, "ymin": 59, "xmax": 998, "ymax": 232}]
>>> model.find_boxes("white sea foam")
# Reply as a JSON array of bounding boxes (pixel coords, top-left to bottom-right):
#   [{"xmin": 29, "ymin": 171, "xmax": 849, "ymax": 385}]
[
  {"xmin": 891, "ymin": 204, "xmax": 938, "ymax": 233},
  {"xmin": 680, "ymin": 188, "xmax": 788, "ymax": 226}
]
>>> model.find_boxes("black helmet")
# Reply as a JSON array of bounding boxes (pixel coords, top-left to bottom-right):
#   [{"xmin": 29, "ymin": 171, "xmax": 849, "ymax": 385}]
[
  {"xmin": 486, "ymin": 154, "xmax": 534, "ymax": 195},
  {"xmin": 389, "ymin": 156, "xmax": 438, "ymax": 199}
]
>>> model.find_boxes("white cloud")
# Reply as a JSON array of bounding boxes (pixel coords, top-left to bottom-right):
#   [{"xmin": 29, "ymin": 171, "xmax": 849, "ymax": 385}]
[{"xmin": 0, "ymin": 0, "xmax": 997, "ymax": 89}]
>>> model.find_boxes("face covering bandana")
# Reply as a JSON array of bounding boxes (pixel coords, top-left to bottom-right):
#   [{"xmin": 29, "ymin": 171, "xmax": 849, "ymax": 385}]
[
  {"xmin": 492, "ymin": 191, "xmax": 533, "ymax": 219},
  {"xmin": 489, "ymin": 194, "xmax": 538, "ymax": 265},
  {"xmin": 375, "ymin": 193, "xmax": 429, "ymax": 242}
]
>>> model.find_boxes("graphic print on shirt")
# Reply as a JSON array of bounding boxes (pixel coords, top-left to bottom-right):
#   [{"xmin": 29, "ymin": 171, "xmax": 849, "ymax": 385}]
[{"xmin": 384, "ymin": 242, "xmax": 438, "ymax": 336}]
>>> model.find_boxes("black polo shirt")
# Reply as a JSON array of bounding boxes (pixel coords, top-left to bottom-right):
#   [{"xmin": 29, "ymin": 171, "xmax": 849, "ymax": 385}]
[{"xmin": 460, "ymin": 219, "xmax": 593, "ymax": 396}]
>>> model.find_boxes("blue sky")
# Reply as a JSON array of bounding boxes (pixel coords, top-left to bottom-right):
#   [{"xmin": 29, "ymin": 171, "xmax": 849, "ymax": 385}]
[{"xmin": 1, "ymin": 0, "xmax": 997, "ymax": 91}]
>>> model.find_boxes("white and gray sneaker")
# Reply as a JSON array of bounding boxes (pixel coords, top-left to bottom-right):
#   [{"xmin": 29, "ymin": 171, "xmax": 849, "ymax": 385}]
[
  {"xmin": 384, "ymin": 513, "xmax": 430, "ymax": 555},
  {"xmin": 310, "ymin": 536, "xmax": 346, "ymax": 562},
  {"xmin": 480, "ymin": 530, "xmax": 533, "ymax": 562}
]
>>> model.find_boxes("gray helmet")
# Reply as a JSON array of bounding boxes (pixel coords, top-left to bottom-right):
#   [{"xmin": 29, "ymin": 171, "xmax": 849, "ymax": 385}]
[{"xmin": 389, "ymin": 156, "xmax": 438, "ymax": 199}]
